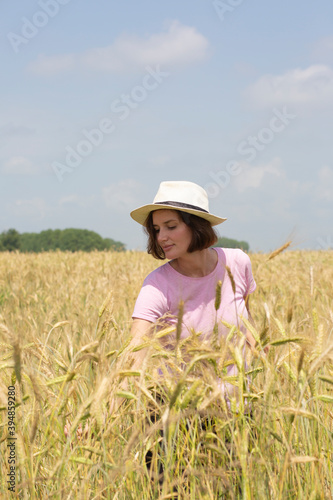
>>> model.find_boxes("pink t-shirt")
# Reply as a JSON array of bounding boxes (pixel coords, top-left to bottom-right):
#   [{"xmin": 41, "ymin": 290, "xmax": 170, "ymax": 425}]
[{"xmin": 132, "ymin": 247, "xmax": 256, "ymax": 340}]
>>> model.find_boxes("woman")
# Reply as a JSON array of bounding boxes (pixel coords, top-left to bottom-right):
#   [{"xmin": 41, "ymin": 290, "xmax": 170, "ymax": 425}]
[{"xmin": 128, "ymin": 180, "xmax": 257, "ymax": 402}]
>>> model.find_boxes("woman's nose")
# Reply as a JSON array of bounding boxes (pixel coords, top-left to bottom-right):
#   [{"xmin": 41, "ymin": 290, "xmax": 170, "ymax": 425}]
[{"xmin": 157, "ymin": 228, "xmax": 167, "ymax": 243}]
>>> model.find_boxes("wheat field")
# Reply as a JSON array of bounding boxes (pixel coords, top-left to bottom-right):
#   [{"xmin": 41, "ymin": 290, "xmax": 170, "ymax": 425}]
[{"xmin": 0, "ymin": 249, "xmax": 332, "ymax": 499}]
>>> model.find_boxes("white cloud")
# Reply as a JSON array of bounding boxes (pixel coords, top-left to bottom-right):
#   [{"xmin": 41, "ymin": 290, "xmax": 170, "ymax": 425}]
[
  {"xmin": 28, "ymin": 54, "xmax": 75, "ymax": 76},
  {"xmin": 234, "ymin": 158, "xmax": 283, "ymax": 193},
  {"xmin": 28, "ymin": 20, "xmax": 209, "ymax": 76},
  {"xmin": 58, "ymin": 194, "xmax": 95, "ymax": 207},
  {"xmin": 9, "ymin": 198, "xmax": 47, "ymax": 218},
  {"xmin": 102, "ymin": 179, "xmax": 144, "ymax": 213},
  {"xmin": 2, "ymin": 156, "xmax": 39, "ymax": 175},
  {"xmin": 245, "ymin": 64, "xmax": 333, "ymax": 108}
]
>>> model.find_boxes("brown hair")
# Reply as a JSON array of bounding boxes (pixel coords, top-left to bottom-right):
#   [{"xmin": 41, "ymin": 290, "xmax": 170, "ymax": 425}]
[{"xmin": 144, "ymin": 210, "xmax": 218, "ymax": 260}]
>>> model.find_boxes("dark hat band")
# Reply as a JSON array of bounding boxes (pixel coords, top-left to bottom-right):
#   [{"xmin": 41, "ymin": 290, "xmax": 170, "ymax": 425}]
[{"xmin": 154, "ymin": 201, "xmax": 209, "ymax": 213}]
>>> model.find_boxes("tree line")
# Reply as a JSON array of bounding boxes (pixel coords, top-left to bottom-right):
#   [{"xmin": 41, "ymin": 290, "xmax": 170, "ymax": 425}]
[
  {"xmin": 0, "ymin": 229, "xmax": 249, "ymax": 253},
  {"xmin": 213, "ymin": 237, "xmax": 249, "ymax": 252},
  {"xmin": 0, "ymin": 229, "xmax": 125, "ymax": 252}
]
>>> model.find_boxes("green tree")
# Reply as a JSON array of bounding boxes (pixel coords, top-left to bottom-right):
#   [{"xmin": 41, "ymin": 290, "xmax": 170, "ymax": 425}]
[
  {"xmin": 213, "ymin": 236, "xmax": 249, "ymax": 252},
  {"xmin": 19, "ymin": 228, "xmax": 126, "ymax": 252},
  {"xmin": 20, "ymin": 232, "xmax": 40, "ymax": 252},
  {"xmin": 0, "ymin": 229, "xmax": 21, "ymax": 251},
  {"xmin": 103, "ymin": 238, "xmax": 126, "ymax": 252}
]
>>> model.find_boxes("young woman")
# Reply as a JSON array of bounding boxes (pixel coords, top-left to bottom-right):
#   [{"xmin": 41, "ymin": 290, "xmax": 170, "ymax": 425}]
[{"xmin": 128, "ymin": 180, "xmax": 257, "ymax": 401}]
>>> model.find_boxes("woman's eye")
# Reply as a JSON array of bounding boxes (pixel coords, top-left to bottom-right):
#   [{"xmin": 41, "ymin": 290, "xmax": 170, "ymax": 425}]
[{"xmin": 154, "ymin": 226, "xmax": 176, "ymax": 233}]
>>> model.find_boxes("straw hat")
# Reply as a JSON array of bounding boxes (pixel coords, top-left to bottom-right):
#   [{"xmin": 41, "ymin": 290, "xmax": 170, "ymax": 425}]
[{"xmin": 130, "ymin": 181, "xmax": 226, "ymax": 226}]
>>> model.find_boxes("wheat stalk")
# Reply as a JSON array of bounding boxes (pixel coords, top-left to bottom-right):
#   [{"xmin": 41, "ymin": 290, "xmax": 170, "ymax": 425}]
[{"xmin": 267, "ymin": 240, "xmax": 292, "ymax": 260}]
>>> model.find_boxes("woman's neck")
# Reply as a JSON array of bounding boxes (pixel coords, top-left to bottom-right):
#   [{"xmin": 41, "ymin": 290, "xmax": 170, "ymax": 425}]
[{"xmin": 170, "ymin": 248, "xmax": 218, "ymax": 277}]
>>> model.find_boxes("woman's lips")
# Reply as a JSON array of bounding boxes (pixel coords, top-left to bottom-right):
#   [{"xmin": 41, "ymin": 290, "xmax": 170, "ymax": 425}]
[{"xmin": 163, "ymin": 244, "xmax": 173, "ymax": 251}]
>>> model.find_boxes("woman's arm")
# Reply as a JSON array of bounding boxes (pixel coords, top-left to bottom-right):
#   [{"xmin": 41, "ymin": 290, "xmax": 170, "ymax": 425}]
[{"xmin": 126, "ymin": 318, "xmax": 154, "ymax": 370}]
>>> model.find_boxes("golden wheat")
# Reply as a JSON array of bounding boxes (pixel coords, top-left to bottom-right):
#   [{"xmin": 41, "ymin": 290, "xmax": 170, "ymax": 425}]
[{"xmin": 0, "ymin": 249, "xmax": 332, "ymax": 499}]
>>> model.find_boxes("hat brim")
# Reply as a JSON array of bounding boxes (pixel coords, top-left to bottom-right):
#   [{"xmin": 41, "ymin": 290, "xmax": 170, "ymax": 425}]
[{"xmin": 130, "ymin": 204, "xmax": 227, "ymax": 226}]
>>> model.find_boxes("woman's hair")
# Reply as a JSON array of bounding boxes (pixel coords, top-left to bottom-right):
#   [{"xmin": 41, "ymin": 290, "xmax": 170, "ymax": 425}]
[{"xmin": 144, "ymin": 210, "xmax": 218, "ymax": 260}]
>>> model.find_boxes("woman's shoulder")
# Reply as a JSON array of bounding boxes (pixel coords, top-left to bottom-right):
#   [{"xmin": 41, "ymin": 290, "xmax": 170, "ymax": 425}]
[
  {"xmin": 216, "ymin": 247, "xmax": 251, "ymax": 266},
  {"xmin": 217, "ymin": 247, "xmax": 255, "ymax": 291},
  {"xmin": 215, "ymin": 246, "xmax": 246, "ymax": 257},
  {"xmin": 142, "ymin": 261, "xmax": 171, "ymax": 285}
]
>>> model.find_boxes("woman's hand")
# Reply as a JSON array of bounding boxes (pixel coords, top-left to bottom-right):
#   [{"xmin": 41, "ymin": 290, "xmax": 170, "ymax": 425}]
[{"xmin": 64, "ymin": 420, "xmax": 89, "ymax": 442}]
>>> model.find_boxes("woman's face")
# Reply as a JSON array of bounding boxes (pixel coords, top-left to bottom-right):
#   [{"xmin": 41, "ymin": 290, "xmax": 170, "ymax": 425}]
[{"xmin": 152, "ymin": 209, "xmax": 192, "ymax": 259}]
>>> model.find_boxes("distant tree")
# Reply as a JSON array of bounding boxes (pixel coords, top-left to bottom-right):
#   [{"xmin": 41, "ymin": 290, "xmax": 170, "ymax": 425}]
[
  {"xmin": 213, "ymin": 237, "xmax": 249, "ymax": 252},
  {"xmin": 103, "ymin": 238, "xmax": 126, "ymax": 252},
  {"xmin": 20, "ymin": 232, "xmax": 40, "ymax": 252},
  {"xmin": 19, "ymin": 228, "xmax": 126, "ymax": 252},
  {"xmin": 0, "ymin": 229, "xmax": 21, "ymax": 251},
  {"xmin": 59, "ymin": 228, "xmax": 105, "ymax": 251}
]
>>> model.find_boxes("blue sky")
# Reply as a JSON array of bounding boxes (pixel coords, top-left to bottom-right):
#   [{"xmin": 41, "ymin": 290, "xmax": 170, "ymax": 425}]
[{"xmin": 1, "ymin": 0, "xmax": 333, "ymax": 252}]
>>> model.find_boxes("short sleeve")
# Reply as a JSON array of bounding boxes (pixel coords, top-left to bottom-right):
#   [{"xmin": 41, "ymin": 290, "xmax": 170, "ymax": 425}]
[
  {"xmin": 244, "ymin": 253, "xmax": 256, "ymax": 296},
  {"xmin": 132, "ymin": 276, "xmax": 168, "ymax": 322}
]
